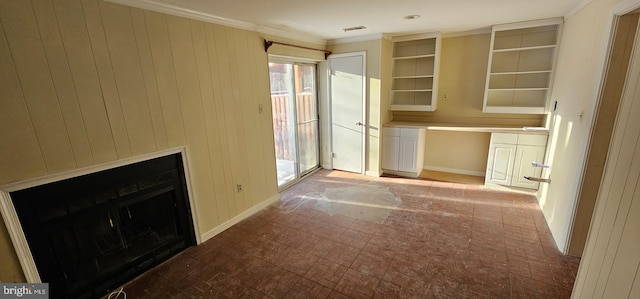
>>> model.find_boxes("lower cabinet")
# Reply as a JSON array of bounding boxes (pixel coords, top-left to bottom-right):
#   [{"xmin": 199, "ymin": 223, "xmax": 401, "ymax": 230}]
[
  {"xmin": 382, "ymin": 127, "xmax": 426, "ymax": 178},
  {"xmin": 486, "ymin": 133, "xmax": 547, "ymax": 189}
]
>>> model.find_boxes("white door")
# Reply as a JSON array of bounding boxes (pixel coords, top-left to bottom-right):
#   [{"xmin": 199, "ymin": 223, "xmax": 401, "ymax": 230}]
[{"xmin": 329, "ymin": 52, "xmax": 365, "ymax": 173}]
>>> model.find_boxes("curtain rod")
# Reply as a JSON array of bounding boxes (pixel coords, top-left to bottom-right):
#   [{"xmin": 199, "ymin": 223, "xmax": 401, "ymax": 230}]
[{"xmin": 264, "ymin": 40, "xmax": 332, "ymax": 59}]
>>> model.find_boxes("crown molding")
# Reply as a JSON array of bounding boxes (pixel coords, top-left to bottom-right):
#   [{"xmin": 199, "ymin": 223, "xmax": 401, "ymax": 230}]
[
  {"xmin": 565, "ymin": 0, "xmax": 593, "ymax": 18},
  {"xmin": 104, "ymin": 0, "xmax": 327, "ymax": 45},
  {"xmin": 327, "ymin": 33, "xmax": 391, "ymax": 45}
]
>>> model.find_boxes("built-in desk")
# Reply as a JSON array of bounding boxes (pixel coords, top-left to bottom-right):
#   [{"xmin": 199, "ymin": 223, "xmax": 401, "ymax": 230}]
[{"xmin": 382, "ymin": 122, "xmax": 549, "ymax": 189}]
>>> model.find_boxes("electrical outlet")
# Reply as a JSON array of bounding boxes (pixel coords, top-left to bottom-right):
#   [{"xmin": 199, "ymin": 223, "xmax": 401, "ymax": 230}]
[{"xmin": 236, "ymin": 183, "xmax": 243, "ymax": 192}]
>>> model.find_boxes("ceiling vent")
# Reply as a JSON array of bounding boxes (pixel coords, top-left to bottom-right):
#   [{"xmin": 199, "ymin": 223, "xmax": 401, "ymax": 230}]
[{"xmin": 342, "ymin": 26, "xmax": 366, "ymax": 32}]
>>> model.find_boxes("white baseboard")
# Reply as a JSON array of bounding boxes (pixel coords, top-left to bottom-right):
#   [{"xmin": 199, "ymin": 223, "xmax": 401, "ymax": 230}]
[
  {"xmin": 422, "ymin": 165, "xmax": 485, "ymax": 177},
  {"xmin": 365, "ymin": 170, "xmax": 381, "ymax": 177},
  {"xmin": 199, "ymin": 194, "xmax": 280, "ymax": 243}
]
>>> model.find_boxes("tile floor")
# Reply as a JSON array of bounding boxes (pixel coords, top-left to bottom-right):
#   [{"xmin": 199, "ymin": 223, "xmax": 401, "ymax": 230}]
[{"xmin": 118, "ymin": 170, "xmax": 580, "ymax": 298}]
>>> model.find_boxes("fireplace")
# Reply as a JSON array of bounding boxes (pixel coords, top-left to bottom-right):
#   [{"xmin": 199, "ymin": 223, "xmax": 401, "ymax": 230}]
[{"xmin": 7, "ymin": 152, "xmax": 196, "ymax": 298}]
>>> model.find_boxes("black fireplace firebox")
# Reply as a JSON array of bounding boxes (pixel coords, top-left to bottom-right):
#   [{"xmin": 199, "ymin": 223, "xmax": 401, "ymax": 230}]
[{"xmin": 11, "ymin": 154, "xmax": 196, "ymax": 298}]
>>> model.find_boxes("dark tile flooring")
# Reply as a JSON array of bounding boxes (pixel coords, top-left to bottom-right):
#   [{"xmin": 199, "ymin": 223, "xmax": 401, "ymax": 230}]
[{"xmin": 119, "ymin": 170, "xmax": 580, "ymax": 298}]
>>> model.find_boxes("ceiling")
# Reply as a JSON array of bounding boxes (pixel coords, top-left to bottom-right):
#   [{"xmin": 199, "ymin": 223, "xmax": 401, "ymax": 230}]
[{"xmin": 121, "ymin": 0, "xmax": 586, "ymax": 43}]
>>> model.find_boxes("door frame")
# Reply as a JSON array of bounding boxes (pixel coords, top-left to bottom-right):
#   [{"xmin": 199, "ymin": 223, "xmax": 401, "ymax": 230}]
[{"xmin": 327, "ymin": 51, "xmax": 367, "ymax": 174}]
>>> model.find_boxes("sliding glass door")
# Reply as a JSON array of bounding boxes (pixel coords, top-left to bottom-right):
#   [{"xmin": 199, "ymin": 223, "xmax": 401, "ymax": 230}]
[{"xmin": 269, "ymin": 61, "xmax": 320, "ymax": 187}]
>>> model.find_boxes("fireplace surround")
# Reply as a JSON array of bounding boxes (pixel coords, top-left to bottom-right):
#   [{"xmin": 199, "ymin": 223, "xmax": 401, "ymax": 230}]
[{"xmin": 0, "ymin": 148, "xmax": 198, "ymax": 298}]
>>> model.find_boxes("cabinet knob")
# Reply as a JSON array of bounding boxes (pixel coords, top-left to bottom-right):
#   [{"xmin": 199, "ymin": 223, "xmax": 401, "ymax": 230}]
[{"xmin": 355, "ymin": 121, "xmax": 364, "ymax": 126}]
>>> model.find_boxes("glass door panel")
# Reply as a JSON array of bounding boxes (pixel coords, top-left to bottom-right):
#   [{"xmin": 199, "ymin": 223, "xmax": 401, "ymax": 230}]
[
  {"xmin": 294, "ymin": 64, "xmax": 319, "ymax": 176},
  {"xmin": 269, "ymin": 62, "xmax": 297, "ymax": 186},
  {"xmin": 269, "ymin": 61, "xmax": 319, "ymax": 187}
]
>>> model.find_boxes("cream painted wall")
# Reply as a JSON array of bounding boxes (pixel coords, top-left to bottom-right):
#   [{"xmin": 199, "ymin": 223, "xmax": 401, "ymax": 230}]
[
  {"xmin": 538, "ymin": 0, "xmax": 623, "ymax": 253},
  {"xmin": 423, "ymin": 130, "xmax": 491, "ymax": 175},
  {"xmin": 325, "ymin": 39, "xmax": 385, "ymax": 176},
  {"xmin": 0, "ymin": 0, "xmax": 278, "ymax": 281}
]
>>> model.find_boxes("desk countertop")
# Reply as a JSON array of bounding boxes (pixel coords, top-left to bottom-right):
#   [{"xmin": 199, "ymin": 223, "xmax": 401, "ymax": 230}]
[{"xmin": 384, "ymin": 121, "xmax": 549, "ymax": 134}]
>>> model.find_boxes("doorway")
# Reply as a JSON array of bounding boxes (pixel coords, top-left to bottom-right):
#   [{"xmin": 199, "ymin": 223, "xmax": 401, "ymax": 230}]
[
  {"xmin": 269, "ymin": 60, "xmax": 320, "ymax": 187},
  {"xmin": 328, "ymin": 52, "xmax": 366, "ymax": 173}
]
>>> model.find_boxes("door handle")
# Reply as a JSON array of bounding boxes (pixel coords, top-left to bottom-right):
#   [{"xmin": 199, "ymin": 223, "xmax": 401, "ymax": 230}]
[{"xmin": 355, "ymin": 121, "xmax": 364, "ymax": 126}]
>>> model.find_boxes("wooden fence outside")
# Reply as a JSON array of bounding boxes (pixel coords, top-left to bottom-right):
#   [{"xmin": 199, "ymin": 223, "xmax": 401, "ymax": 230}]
[{"xmin": 271, "ymin": 93, "xmax": 317, "ymax": 162}]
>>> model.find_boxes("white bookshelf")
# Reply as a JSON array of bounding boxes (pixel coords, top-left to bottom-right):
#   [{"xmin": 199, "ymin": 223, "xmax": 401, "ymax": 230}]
[
  {"xmin": 390, "ymin": 32, "xmax": 441, "ymax": 112},
  {"xmin": 483, "ymin": 19, "xmax": 563, "ymax": 114}
]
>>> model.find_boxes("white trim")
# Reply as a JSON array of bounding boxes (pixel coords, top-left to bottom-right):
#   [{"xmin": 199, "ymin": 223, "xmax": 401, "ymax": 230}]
[
  {"xmin": 612, "ymin": 0, "xmax": 640, "ymax": 15},
  {"xmin": 492, "ymin": 17, "xmax": 564, "ymax": 31},
  {"xmin": 267, "ymin": 54, "xmax": 321, "ymax": 64},
  {"xmin": 441, "ymin": 28, "xmax": 492, "ymax": 38},
  {"xmin": 422, "ymin": 166, "xmax": 486, "ymax": 177},
  {"xmin": 0, "ymin": 192, "xmax": 40, "ymax": 282},
  {"xmin": 200, "ymin": 194, "xmax": 280, "ymax": 241},
  {"xmin": 0, "ymin": 147, "xmax": 201, "ymax": 282},
  {"xmin": 365, "ymin": 170, "xmax": 382, "ymax": 177},
  {"xmin": 327, "ymin": 33, "xmax": 391, "ymax": 45},
  {"xmin": 103, "ymin": 0, "xmax": 327, "ymax": 46},
  {"xmin": 391, "ymin": 31, "xmax": 441, "ymax": 43},
  {"xmin": 565, "ymin": 0, "xmax": 594, "ymax": 19}
]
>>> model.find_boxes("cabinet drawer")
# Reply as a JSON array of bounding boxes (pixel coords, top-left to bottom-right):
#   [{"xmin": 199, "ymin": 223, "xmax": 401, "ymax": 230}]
[
  {"xmin": 518, "ymin": 134, "xmax": 547, "ymax": 146},
  {"xmin": 491, "ymin": 133, "xmax": 518, "ymax": 144},
  {"xmin": 400, "ymin": 128, "xmax": 420, "ymax": 138},
  {"xmin": 383, "ymin": 127, "xmax": 401, "ymax": 137}
]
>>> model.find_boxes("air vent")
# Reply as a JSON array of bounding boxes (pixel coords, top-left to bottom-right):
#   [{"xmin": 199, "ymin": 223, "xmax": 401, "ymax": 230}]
[{"xmin": 342, "ymin": 26, "xmax": 366, "ymax": 32}]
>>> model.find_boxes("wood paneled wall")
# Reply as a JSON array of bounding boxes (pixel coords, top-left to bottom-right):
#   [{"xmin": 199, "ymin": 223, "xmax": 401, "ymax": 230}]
[
  {"xmin": 0, "ymin": 0, "xmax": 278, "ymax": 281},
  {"xmin": 572, "ymin": 9, "xmax": 640, "ymax": 294}
]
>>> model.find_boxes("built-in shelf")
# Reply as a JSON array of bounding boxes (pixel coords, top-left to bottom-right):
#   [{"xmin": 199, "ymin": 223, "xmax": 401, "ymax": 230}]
[
  {"xmin": 492, "ymin": 44, "xmax": 557, "ymax": 53},
  {"xmin": 483, "ymin": 19, "xmax": 562, "ymax": 114},
  {"xmin": 390, "ymin": 32, "xmax": 441, "ymax": 112},
  {"xmin": 489, "ymin": 88, "xmax": 549, "ymax": 91},
  {"xmin": 393, "ymin": 54, "xmax": 437, "ymax": 59},
  {"xmin": 490, "ymin": 70, "xmax": 552, "ymax": 75}
]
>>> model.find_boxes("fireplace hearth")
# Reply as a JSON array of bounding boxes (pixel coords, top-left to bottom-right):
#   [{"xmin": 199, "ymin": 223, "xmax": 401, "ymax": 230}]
[{"xmin": 10, "ymin": 153, "xmax": 196, "ymax": 298}]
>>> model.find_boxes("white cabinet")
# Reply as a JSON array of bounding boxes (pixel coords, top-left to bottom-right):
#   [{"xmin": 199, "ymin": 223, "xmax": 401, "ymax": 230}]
[
  {"xmin": 486, "ymin": 141, "xmax": 517, "ymax": 186},
  {"xmin": 382, "ymin": 127, "xmax": 426, "ymax": 177},
  {"xmin": 483, "ymin": 18, "xmax": 562, "ymax": 114},
  {"xmin": 381, "ymin": 132, "xmax": 400, "ymax": 171},
  {"xmin": 389, "ymin": 33, "xmax": 441, "ymax": 112},
  {"xmin": 485, "ymin": 133, "xmax": 547, "ymax": 189},
  {"xmin": 512, "ymin": 144, "xmax": 546, "ymax": 189}
]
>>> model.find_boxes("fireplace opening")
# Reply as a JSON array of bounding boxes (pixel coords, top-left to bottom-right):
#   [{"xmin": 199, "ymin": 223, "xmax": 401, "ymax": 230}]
[{"xmin": 10, "ymin": 153, "xmax": 196, "ymax": 298}]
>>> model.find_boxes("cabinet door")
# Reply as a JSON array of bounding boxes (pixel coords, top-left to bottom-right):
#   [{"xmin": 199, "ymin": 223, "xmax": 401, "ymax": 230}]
[
  {"xmin": 486, "ymin": 143, "xmax": 517, "ymax": 185},
  {"xmin": 382, "ymin": 135, "xmax": 400, "ymax": 171},
  {"xmin": 398, "ymin": 137, "xmax": 420, "ymax": 172},
  {"xmin": 512, "ymin": 145, "xmax": 546, "ymax": 189}
]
